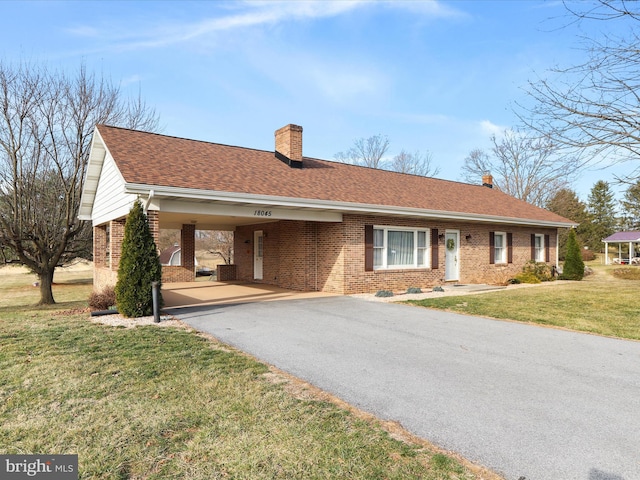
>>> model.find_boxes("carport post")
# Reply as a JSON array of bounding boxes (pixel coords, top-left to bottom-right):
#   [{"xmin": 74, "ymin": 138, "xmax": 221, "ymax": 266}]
[{"xmin": 152, "ymin": 281, "xmax": 160, "ymax": 323}]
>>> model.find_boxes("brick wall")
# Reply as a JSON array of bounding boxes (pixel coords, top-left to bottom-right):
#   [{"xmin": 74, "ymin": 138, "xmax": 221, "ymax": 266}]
[
  {"xmin": 162, "ymin": 265, "xmax": 194, "ymax": 283},
  {"xmin": 342, "ymin": 215, "xmax": 444, "ymax": 294},
  {"xmin": 180, "ymin": 224, "xmax": 196, "ymax": 269},
  {"xmin": 218, "ymin": 264, "xmax": 237, "ymax": 281},
  {"xmin": 110, "ymin": 219, "xmax": 126, "ymax": 271},
  {"xmin": 94, "ymin": 267, "xmax": 118, "ymax": 292},
  {"xmin": 147, "ymin": 210, "xmax": 159, "ymax": 248},
  {"xmin": 91, "ymin": 210, "xmax": 167, "ymax": 291},
  {"xmin": 94, "ymin": 225, "xmax": 107, "ymax": 269},
  {"xmin": 233, "ymin": 216, "xmax": 557, "ymax": 295}
]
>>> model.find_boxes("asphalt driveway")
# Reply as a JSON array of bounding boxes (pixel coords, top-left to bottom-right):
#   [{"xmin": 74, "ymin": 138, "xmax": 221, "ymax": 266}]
[{"xmin": 171, "ymin": 296, "xmax": 640, "ymax": 480}]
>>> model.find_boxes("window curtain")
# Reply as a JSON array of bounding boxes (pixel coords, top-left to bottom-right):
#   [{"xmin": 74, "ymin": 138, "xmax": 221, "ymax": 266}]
[
  {"xmin": 489, "ymin": 232, "xmax": 495, "ymax": 264},
  {"xmin": 387, "ymin": 230, "xmax": 414, "ymax": 266},
  {"xmin": 374, "ymin": 229, "xmax": 384, "ymax": 267}
]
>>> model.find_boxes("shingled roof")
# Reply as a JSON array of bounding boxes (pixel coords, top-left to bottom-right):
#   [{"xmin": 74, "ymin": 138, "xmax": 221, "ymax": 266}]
[{"xmin": 89, "ymin": 124, "xmax": 574, "ymax": 227}]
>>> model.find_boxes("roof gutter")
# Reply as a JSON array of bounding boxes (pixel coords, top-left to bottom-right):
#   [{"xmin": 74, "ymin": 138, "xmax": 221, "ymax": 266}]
[{"xmin": 123, "ymin": 183, "xmax": 577, "ymax": 229}]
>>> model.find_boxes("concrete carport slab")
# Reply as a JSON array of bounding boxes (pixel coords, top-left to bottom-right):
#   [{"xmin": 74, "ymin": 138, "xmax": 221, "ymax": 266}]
[
  {"xmin": 173, "ymin": 296, "xmax": 640, "ymax": 480},
  {"xmin": 162, "ymin": 280, "xmax": 336, "ymax": 308}
]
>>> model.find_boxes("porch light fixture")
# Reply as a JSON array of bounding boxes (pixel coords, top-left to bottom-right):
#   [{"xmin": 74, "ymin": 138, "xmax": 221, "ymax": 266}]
[
  {"xmin": 466, "ymin": 234, "xmax": 472, "ymax": 241},
  {"xmin": 438, "ymin": 233, "xmax": 445, "ymax": 241}
]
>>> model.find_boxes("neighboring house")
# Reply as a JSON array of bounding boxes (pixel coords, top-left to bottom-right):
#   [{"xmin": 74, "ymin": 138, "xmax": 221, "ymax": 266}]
[{"xmin": 79, "ymin": 124, "xmax": 575, "ymax": 294}]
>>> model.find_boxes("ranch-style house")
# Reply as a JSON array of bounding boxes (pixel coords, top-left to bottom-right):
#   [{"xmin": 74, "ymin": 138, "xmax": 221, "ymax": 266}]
[{"xmin": 79, "ymin": 124, "xmax": 575, "ymax": 294}]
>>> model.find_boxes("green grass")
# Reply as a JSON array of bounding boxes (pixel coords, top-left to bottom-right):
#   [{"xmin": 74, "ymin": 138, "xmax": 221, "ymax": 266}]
[
  {"xmin": 407, "ymin": 265, "xmax": 640, "ymax": 340},
  {"xmin": 0, "ymin": 266, "xmax": 488, "ymax": 479}
]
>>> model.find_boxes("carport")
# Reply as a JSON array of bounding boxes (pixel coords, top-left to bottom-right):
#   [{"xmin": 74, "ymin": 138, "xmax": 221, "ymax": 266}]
[{"xmin": 162, "ymin": 280, "xmax": 336, "ymax": 308}]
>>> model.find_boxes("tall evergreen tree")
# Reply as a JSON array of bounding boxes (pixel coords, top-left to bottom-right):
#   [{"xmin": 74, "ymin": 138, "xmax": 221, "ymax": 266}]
[
  {"xmin": 620, "ymin": 180, "xmax": 640, "ymax": 231},
  {"xmin": 560, "ymin": 229, "xmax": 585, "ymax": 281},
  {"xmin": 585, "ymin": 180, "xmax": 617, "ymax": 251},
  {"xmin": 546, "ymin": 188, "xmax": 589, "ymax": 259},
  {"xmin": 115, "ymin": 200, "xmax": 162, "ymax": 318}
]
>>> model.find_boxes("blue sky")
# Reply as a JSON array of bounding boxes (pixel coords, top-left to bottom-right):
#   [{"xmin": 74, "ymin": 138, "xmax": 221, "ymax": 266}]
[{"xmin": 1, "ymin": 0, "xmax": 631, "ymax": 201}]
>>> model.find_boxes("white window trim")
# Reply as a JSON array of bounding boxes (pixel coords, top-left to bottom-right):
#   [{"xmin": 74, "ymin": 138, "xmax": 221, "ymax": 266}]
[
  {"xmin": 373, "ymin": 226, "xmax": 431, "ymax": 270},
  {"xmin": 534, "ymin": 234, "xmax": 545, "ymax": 262},
  {"xmin": 494, "ymin": 231, "xmax": 507, "ymax": 264}
]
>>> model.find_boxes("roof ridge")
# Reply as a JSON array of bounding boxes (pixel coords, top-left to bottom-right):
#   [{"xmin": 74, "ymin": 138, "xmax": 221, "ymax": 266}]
[
  {"xmin": 96, "ymin": 124, "xmax": 276, "ymax": 156},
  {"xmin": 98, "ymin": 125, "xmax": 499, "ymax": 190}
]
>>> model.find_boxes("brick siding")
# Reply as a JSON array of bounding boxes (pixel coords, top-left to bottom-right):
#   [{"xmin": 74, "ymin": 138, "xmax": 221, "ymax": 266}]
[
  {"xmin": 97, "ymin": 213, "xmax": 557, "ymax": 295},
  {"xmin": 234, "ymin": 215, "xmax": 557, "ymax": 294}
]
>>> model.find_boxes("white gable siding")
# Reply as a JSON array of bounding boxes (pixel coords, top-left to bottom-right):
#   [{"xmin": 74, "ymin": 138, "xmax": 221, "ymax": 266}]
[{"xmin": 91, "ymin": 152, "xmax": 137, "ymax": 226}]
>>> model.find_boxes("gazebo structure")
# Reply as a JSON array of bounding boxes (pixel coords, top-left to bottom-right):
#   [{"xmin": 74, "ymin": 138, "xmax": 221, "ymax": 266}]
[{"xmin": 603, "ymin": 231, "xmax": 640, "ymax": 265}]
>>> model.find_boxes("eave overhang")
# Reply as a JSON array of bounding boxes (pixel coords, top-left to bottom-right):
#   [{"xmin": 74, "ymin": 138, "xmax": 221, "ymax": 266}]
[{"xmin": 123, "ymin": 183, "xmax": 577, "ymax": 229}]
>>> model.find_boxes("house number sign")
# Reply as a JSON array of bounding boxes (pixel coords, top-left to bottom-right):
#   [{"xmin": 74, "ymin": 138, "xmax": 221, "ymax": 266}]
[{"xmin": 253, "ymin": 210, "xmax": 272, "ymax": 217}]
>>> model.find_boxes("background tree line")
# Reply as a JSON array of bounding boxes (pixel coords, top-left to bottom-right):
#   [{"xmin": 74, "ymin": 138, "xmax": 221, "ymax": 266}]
[{"xmin": 547, "ymin": 179, "xmax": 640, "ymax": 258}]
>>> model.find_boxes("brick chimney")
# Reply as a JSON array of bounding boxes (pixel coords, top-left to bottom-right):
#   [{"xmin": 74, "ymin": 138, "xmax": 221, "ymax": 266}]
[
  {"xmin": 275, "ymin": 124, "xmax": 303, "ymax": 168},
  {"xmin": 482, "ymin": 173, "xmax": 493, "ymax": 188}
]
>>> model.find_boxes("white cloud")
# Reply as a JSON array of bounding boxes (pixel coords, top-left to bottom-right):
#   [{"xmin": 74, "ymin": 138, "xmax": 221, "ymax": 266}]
[
  {"xmin": 384, "ymin": 0, "xmax": 467, "ymax": 18},
  {"xmin": 67, "ymin": 0, "xmax": 463, "ymax": 53},
  {"xmin": 121, "ymin": 74, "xmax": 143, "ymax": 86},
  {"xmin": 64, "ymin": 25, "xmax": 100, "ymax": 37},
  {"xmin": 479, "ymin": 119, "xmax": 506, "ymax": 137}
]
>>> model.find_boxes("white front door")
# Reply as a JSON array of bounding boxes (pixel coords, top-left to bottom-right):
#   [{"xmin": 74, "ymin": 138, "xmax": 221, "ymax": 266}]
[
  {"xmin": 253, "ymin": 230, "xmax": 264, "ymax": 280},
  {"xmin": 444, "ymin": 230, "xmax": 459, "ymax": 281}
]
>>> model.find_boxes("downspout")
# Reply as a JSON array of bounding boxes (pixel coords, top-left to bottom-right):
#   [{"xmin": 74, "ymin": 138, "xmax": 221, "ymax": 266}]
[{"xmin": 143, "ymin": 190, "xmax": 155, "ymax": 214}]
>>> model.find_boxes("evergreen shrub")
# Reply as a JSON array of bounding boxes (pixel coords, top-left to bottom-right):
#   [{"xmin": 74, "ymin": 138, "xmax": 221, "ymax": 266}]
[
  {"xmin": 375, "ymin": 290, "xmax": 394, "ymax": 298},
  {"xmin": 513, "ymin": 271, "xmax": 541, "ymax": 284},
  {"xmin": 559, "ymin": 229, "xmax": 585, "ymax": 280},
  {"xmin": 115, "ymin": 200, "xmax": 163, "ymax": 317}
]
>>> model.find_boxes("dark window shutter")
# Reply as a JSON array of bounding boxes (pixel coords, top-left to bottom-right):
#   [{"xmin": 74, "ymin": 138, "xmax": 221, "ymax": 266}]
[
  {"xmin": 531, "ymin": 234, "xmax": 536, "ymax": 261},
  {"xmin": 489, "ymin": 232, "xmax": 495, "ymax": 264},
  {"xmin": 365, "ymin": 225, "xmax": 374, "ymax": 272},
  {"xmin": 545, "ymin": 234, "xmax": 550, "ymax": 263},
  {"xmin": 507, "ymin": 233, "xmax": 513, "ymax": 264},
  {"xmin": 431, "ymin": 229, "xmax": 439, "ymax": 269}
]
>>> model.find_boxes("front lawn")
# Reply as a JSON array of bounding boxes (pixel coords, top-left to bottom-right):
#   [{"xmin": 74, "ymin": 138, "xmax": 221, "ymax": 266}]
[
  {"xmin": 407, "ymin": 265, "xmax": 640, "ymax": 340},
  {"xmin": 0, "ymin": 266, "xmax": 496, "ymax": 479}
]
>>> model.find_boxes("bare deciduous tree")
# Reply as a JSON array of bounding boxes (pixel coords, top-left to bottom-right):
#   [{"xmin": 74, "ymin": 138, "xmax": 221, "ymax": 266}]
[
  {"xmin": 335, "ymin": 135, "xmax": 441, "ymax": 177},
  {"xmin": 390, "ymin": 149, "xmax": 440, "ymax": 177},
  {"xmin": 461, "ymin": 129, "xmax": 578, "ymax": 207},
  {"xmin": 334, "ymin": 134, "xmax": 390, "ymax": 169},
  {"xmin": 0, "ymin": 61, "xmax": 159, "ymax": 305},
  {"xmin": 207, "ymin": 231, "xmax": 234, "ymax": 265},
  {"xmin": 518, "ymin": 0, "xmax": 640, "ymax": 179}
]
